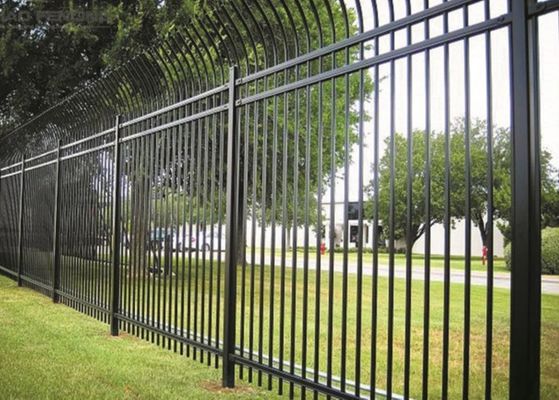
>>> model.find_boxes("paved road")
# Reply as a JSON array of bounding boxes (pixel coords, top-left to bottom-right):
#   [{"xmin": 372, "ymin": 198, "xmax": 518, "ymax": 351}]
[{"xmin": 245, "ymin": 253, "xmax": 559, "ymax": 295}]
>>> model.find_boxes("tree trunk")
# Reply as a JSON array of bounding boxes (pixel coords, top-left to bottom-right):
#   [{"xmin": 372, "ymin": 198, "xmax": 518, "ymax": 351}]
[{"xmin": 476, "ymin": 214, "xmax": 488, "ymax": 247}]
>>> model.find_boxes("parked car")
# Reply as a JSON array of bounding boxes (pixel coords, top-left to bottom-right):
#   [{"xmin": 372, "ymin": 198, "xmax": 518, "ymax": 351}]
[
  {"xmin": 148, "ymin": 228, "xmax": 176, "ymax": 252},
  {"xmin": 172, "ymin": 231, "xmax": 226, "ymax": 252},
  {"xmin": 170, "ymin": 230, "xmax": 188, "ymax": 252},
  {"xmin": 170, "ymin": 231, "xmax": 184, "ymax": 251},
  {"xmin": 197, "ymin": 232, "xmax": 226, "ymax": 252}
]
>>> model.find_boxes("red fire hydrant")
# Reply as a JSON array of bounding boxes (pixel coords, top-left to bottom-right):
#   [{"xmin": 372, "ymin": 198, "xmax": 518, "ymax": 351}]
[{"xmin": 320, "ymin": 242, "xmax": 326, "ymax": 255}]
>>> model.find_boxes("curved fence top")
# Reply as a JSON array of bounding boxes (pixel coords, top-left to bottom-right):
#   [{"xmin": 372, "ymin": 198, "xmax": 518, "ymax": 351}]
[{"xmin": 0, "ymin": 0, "xmax": 387, "ymax": 166}]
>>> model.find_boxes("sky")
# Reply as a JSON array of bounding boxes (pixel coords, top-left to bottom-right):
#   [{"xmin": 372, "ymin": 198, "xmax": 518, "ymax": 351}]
[{"xmin": 325, "ymin": 0, "xmax": 559, "ymax": 202}]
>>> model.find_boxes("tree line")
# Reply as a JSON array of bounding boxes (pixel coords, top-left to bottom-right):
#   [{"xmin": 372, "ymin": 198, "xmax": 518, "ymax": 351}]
[{"xmin": 367, "ymin": 118, "xmax": 559, "ymax": 250}]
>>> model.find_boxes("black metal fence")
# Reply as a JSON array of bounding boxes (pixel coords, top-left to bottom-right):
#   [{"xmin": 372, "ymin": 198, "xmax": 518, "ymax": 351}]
[{"xmin": 0, "ymin": 1, "xmax": 557, "ymax": 399}]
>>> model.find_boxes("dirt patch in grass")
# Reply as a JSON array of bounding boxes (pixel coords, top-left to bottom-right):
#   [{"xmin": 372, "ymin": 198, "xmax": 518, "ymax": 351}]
[
  {"xmin": 105, "ymin": 331, "xmax": 130, "ymax": 339},
  {"xmin": 123, "ymin": 385, "xmax": 141, "ymax": 399},
  {"xmin": 201, "ymin": 380, "xmax": 256, "ymax": 395}
]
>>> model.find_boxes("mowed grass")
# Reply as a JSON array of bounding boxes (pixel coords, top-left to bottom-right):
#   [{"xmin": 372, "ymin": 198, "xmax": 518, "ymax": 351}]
[
  {"xmin": 232, "ymin": 262, "xmax": 558, "ymax": 399},
  {"xmin": 110, "ymin": 254, "xmax": 558, "ymax": 399},
  {"xmin": 0, "ymin": 274, "xmax": 282, "ymax": 400},
  {"xmin": 4, "ymin": 252, "xmax": 558, "ymax": 399},
  {"xmin": 258, "ymin": 247, "xmax": 509, "ymax": 274},
  {"xmin": 346, "ymin": 252, "xmax": 508, "ymax": 273}
]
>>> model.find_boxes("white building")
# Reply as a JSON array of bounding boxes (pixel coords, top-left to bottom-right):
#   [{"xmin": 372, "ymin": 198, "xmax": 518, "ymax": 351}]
[{"xmin": 244, "ymin": 201, "xmax": 505, "ymax": 257}]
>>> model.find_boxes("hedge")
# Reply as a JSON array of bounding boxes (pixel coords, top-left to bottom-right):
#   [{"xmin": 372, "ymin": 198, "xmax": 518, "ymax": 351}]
[{"xmin": 504, "ymin": 227, "xmax": 559, "ymax": 275}]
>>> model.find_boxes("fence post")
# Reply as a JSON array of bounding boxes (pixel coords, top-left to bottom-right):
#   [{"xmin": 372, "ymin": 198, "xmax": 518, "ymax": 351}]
[
  {"xmin": 223, "ymin": 65, "xmax": 239, "ymax": 388},
  {"xmin": 110, "ymin": 116, "xmax": 122, "ymax": 336},
  {"xmin": 17, "ymin": 154, "xmax": 25, "ymax": 287},
  {"xmin": 509, "ymin": 1, "xmax": 541, "ymax": 399},
  {"xmin": 52, "ymin": 140, "xmax": 62, "ymax": 302}
]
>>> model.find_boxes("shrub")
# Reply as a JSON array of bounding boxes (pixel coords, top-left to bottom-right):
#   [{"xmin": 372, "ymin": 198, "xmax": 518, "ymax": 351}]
[
  {"xmin": 504, "ymin": 227, "xmax": 559, "ymax": 275},
  {"xmin": 541, "ymin": 227, "xmax": 559, "ymax": 275}
]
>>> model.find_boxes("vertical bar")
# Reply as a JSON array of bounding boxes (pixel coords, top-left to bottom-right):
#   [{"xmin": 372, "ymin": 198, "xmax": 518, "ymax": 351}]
[
  {"xmin": 86, "ymin": 149, "xmax": 95, "ymax": 317},
  {"xmin": 340, "ymin": 70, "xmax": 350, "ymax": 395},
  {"xmin": 216, "ymin": 99, "xmax": 226, "ymax": 366},
  {"xmin": 355, "ymin": 57, "xmax": 365, "ymax": 400},
  {"xmin": 462, "ymin": 7, "xmax": 472, "ymax": 399},
  {"xmin": 289, "ymin": 76, "xmax": 300, "ymax": 400},
  {"xmin": 131, "ymin": 135, "xmax": 140, "ymax": 336},
  {"xmin": 201, "ymin": 110, "xmax": 209, "ymax": 360},
  {"xmin": 239, "ymin": 92, "xmax": 250, "ymax": 380},
  {"xmin": 156, "ymin": 122, "xmax": 165, "ymax": 347},
  {"xmin": 176, "ymin": 115, "xmax": 183, "ymax": 355},
  {"xmin": 193, "ymin": 105, "xmax": 202, "ymax": 357},
  {"xmin": 422, "ymin": 12, "xmax": 432, "ymax": 400},
  {"xmin": 52, "ymin": 140, "xmax": 62, "ymax": 302},
  {"xmin": 370, "ymin": 25, "xmax": 380, "ymax": 398},
  {"xmin": 258, "ymin": 86, "xmax": 269, "ymax": 387},
  {"xmin": 207, "ymin": 99, "xmax": 217, "ymax": 363},
  {"xmin": 248, "ymin": 99, "xmax": 259, "ymax": 383},
  {"xmin": 93, "ymin": 145, "xmax": 101, "ymax": 317},
  {"xmin": 442, "ymin": 10, "xmax": 452, "ymax": 399},
  {"xmin": 150, "ymin": 128, "xmax": 158, "ymax": 344},
  {"xmin": 187, "ymin": 109, "xmax": 195, "ymax": 354},
  {"xmin": 110, "ymin": 115, "xmax": 123, "ymax": 337},
  {"xmin": 268, "ymin": 79, "xmax": 279, "ymax": 390},
  {"xmin": 387, "ymin": 19, "xmax": 396, "ymax": 398},
  {"xmin": 128, "ymin": 133, "xmax": 134, "ymax": 325},
  {"xmin": 74, "ymin": 154, "xmax": 82, "ymax": 311},
  {"xmin": 327, "ymin": 73, "xmax": 336, "ymax": 396},
  {"xmin": 302, "ymin": 71, "xmax": 311, "ymax": 398},
  {"xmin": 223, "ymin": 65, "xmax": 239, "ymax": 388},
  {"xmin": 314, "ymin": 64, "xmax": 324, "ymax": 400},
  {"xmin": 17, "ymin": 154, "xmax": 25, "ymax": 287},
  {"xmin": 78, "ymin": 152, "xmax": 85, "ymax": 313},
  {"xmin": 484, "ymin": 2, "xmax": 494, "ymax": 398},
  {"xmin": 117, "ymin": 132, "xmax": 126, "ymax": 332},
  {"xmin": 509, "ymin": 1, "xmax": 541, "ymax": 398},
  {"xmin": 60, "ymin": 157, "xmax": 68, "ymax": 303},
  {"xmin": 404, "ymin": 19, "xmax": 414, "ymax": 400},
  {"xmin": 279, "ymin": 90, "xmax": 289, "ymax": 395},
  {"xmin": 180, "ymin": 112, "xmax": 188, "ymax": 354},
  {"xmin": 105, "ymin": 149, "xmax": 112, "ymax": 317},
  {"xmin": 162, "ymin": 126, "xmax": 171, "ymax": 349}
]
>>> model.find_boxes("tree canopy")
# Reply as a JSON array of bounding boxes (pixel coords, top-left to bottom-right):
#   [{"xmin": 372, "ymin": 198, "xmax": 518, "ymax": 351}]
[
  {"xmin": 1, "ymin": 1, "xmax": 371, "ymax": 224},
  {"xmin": 367, "ymin": 119, "xmax": 559, "ymax": 249},
  {"xmin": 0, "ymin": 0, "xmax": 199, "ymax": 136}
]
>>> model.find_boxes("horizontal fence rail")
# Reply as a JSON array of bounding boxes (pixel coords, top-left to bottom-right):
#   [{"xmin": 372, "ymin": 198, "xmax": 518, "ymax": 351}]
[{"xmin": 1, "ymin": 0, "xmax": 556, "ymax": 399}]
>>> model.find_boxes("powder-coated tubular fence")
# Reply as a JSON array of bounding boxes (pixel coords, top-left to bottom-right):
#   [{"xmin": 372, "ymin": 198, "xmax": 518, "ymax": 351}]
[{"xmin": 0, "ymin": 1, "xmax": 557, "ymax": 399}]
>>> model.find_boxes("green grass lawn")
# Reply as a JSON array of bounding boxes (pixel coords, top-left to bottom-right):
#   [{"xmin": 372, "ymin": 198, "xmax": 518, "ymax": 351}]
[
  {"xmin": 93, "ymin": 247, "xmax": 511, "ymax": 275},
  {"xmin": 54, "ymin": 253, "xmax": 558, "ymax": 399},
  {"xmin": 0, "ymin": 275, "xmax": 282, "ymax": 400},
  {"xmin": 348, "ymin": 252, "xmax": 509, "ymax": 273},
  {"xmin": 3, "ymin": 252, "xmax": 558, "ymax": 400},
  {"xmin": 228, "ymin": 262, "xmax": 558, "ymax": 399},
  {"xmin": 254, "ymin": 247, "xmax": 510, "ymax": 274}
]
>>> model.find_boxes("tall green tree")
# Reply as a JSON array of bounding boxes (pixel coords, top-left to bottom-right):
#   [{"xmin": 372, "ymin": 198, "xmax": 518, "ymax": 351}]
[
  {"xmin": 367, "ymin": 118, "xmax": 559, "ymax": 250},
  {"xmin": 0, "ymin": 0, "xmax": 198, "ymax": 136},
  {"xmin": 445, "ymin": 118, "xmax": 559, "ymax": 245},
  {"xmin": 122, "ymin": 0, "xmax": 373, "ymax": 263},
  {"xmin": 365, "ymin": 129, "xmax": 451, "ymax": 249},
  {"xmin": 1, "ymin": 0, "xmax": 373, "ymax": 264}
]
